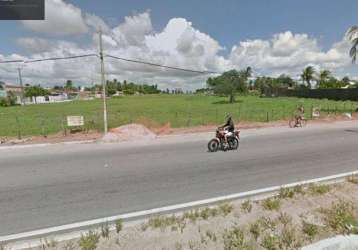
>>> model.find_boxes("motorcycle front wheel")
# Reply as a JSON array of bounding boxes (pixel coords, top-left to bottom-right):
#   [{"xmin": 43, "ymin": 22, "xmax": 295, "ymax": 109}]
[
  {"xmin": 228, "ymin": 137, "xmax": 239, "ymax": 150},
  {"xmin": 208, "ymin": 139, "xmax": 219, "ymax": 152}
]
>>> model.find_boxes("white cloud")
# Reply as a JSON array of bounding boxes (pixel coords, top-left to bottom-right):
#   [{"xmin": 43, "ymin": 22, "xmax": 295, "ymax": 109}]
[
  {"xmin": 229, "ymin": 31, "xmax": 351, "ymax": 77},
  {"xmin": 4, "ymin": 5, "xmax": 354, "ymax": 90},
  {"xmin": 112, "ymin": 12, "xmax": 153, "ymax": 48},
  {"xmin": 21, "ymin": 0, "xmax": 88, "ymax": 35}
]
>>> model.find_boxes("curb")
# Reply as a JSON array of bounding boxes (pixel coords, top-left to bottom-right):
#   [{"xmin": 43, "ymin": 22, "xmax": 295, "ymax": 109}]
[
  {"xmin": 1, "ymin": 170, "xmax": 357, "ymax": 249},
  {"xmin": 0, "ymin": 140, "xmax": 96, "ymax": 150}
]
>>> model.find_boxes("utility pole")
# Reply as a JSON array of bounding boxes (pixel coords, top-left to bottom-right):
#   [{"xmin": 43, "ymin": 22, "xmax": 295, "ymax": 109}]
[
  {"xmin": 17, "ymin": 67, "xmax": 24, "ymax": 105},
  {"xmin": 98, "ymin": 29, "xmax": 108, "ymax": 134}
]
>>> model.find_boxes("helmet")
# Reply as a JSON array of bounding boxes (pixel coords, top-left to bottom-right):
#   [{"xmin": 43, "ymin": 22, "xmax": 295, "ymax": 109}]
[{"xmin": 226, "ymin": 113, "xmax": 232, "ymax": 119}]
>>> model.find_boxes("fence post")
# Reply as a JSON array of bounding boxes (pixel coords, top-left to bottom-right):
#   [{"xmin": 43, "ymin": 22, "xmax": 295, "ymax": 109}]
[
  {"xmin": 187, "ymin": 112, "xmax": 192, "ymax": 126},
  {"xmin": 215, "ymin": 109, "xmax": 218, "ymax": 125},
  {"xmin": 15, "ymin": 116, "xmax": 21, "ymax": 140},
  {"xmin": 311, "ymin": 105, "xmax": 313, "ymax": 119},
  {"xmin": 266, "ymin": 111, "xmax": 269, "ymax": 122},
  {"xmin": 335, "ymin": 106, "xmax": 337, "ymax": 116},
  {"xmin": 41, "ymin": 116, "xmax": 46, "ymax": 138},
  {"xmin": 62, "ymin": 115, "xmax": 67, "ymax": 136}
]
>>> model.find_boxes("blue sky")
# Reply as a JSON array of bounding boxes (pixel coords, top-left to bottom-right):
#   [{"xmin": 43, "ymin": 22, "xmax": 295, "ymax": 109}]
[
  {"xmin": 1, "ymin": 0, "xmax": 356, "ymax": 54},
  {"xmin": 0, "ymin": 0, "xmax": 357, "ymax": 88}
]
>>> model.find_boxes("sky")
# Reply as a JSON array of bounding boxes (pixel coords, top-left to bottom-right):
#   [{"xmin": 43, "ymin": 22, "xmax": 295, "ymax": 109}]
[{"xmin": 0, "ymin": 0, "xmax": 357, "ymax": 89}]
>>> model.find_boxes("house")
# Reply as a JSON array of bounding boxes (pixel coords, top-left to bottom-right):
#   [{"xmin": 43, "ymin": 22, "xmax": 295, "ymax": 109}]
[
  {"xmin": 0, "ymin": 82, "xmax": 23, "ymax": 103},
  {"xmin": 0, "ymin": 82, "xmax": 6, "ymax": 97}
]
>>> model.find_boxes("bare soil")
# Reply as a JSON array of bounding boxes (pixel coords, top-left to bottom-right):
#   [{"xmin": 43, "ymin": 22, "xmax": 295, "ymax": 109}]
[{"xmin": 21, "ymin": 180, "xmax": 358, "ymax": 250}]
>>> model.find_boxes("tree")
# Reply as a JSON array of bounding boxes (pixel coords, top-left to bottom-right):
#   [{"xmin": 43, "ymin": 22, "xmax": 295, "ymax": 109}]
[
  {"xmin": 347, "ymin": 26, "xmax": 358, "ymax": 63},
  {"xmin": 301, "ymin": 66, "xmax": 316, "ymax": 89},
  {"xmin": 64, "ymin": 80, "xmax": 76, "ymax": 92},
  {"xmin": 317, "ymin": 70, "xmax": 331, "ymax": 88},
  {"xmin": 207, "ymin": 69, "xmax": 249, "ymax": 103},
  {"xmin": 106, "ymin": 80, "xmax": 117, "ymax": 96},
  {"xmin": 24, "ymin": 85, "xmax": 49, "ymax": 103}
]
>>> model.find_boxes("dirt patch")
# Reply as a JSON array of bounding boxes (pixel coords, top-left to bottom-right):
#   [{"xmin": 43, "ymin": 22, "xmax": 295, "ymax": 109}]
[
  {"xmin": 100, "ymin": 124, "xmax": 157, "ymax": 143},
  {"xmin": 21, "ymin": 181, "xmax": 358, "ymax": 250}
]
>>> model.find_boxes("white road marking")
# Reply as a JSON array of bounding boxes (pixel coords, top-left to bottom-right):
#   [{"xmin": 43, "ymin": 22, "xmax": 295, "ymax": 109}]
[{"xmin": 1, "ymin": 170, "xmax": 357, "ymax": 249}]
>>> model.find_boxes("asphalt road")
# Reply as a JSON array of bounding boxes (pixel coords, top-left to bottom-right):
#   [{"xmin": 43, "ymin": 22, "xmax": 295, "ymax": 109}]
[{"xmin": 0, "ymin": 121, "xmax": 358, "ymax": 236}]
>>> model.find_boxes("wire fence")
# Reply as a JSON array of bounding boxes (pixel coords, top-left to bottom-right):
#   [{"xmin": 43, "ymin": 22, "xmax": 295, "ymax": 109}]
[{"xmin": 1, "ymin": 101, "xmax": 357, "ymax": 139}]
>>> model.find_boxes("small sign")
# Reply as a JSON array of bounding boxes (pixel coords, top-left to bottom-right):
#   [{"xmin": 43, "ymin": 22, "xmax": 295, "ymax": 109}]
[
  {"xmin": 67, "ymin": 116, "xmax": 84, "ymax": 127},
  {"xmin": 312, "ymin": 107, "xmax": 320, "ymax": 118}
]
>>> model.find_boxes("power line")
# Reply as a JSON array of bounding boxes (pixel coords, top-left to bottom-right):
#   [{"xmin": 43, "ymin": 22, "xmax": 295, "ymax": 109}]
[
  {"xmin": 0, "ymin": 53, "xmax": 222, "ymax": 75},
  {"xmin": 24, "ymin": 54, "xmax": 98, "ymax": 63},
  {"xmin": 105, "ymin": 54, "xmax": 220, "ymax": 75},
  {"xmin": 0, "ymin": 60, "xmax": 24, "ymax": 64},
  {"xmin": 0, "ymin": 54, "xmax": 97, "ymax": 64}
]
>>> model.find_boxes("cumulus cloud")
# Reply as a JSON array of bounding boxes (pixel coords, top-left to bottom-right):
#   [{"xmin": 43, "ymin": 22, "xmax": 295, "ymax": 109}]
[
  {"xmin": 229, "ymin": 31, "xmax": 351, "ymax": 77},
  {"xmin": 2, "ymin": 3, "xmax": 353, "ymax": 89},
  {"xmin": 21, "ymin": 0, "xmax": 88, "ymax": 35}
]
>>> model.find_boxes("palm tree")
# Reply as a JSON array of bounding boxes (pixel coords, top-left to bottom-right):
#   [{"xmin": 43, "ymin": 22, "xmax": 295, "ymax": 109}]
[
  {"xmin": 317, "ymin": 70, "xmax": 331, "ymax": 87},
  {"xmin": 347, "ymin": 26, "xmax": 358, "ymax": 63},
  {"xmin": 301, "ymin": 66, "xmax": 316, "ymax": 89}
]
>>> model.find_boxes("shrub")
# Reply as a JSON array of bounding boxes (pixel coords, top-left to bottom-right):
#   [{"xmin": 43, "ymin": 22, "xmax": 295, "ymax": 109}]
[
  {"xmin": 302, "ymin": 221, "xmax": 319, "ymax": 239},
  {"xmin": 322, "ymin": 200, "xmax": 357, "ymax": 234},
  {"xmin": 308, "ymin": 183, "xmax": 331, "ymax": 195},
  {"xmin": 115, "ymin": 219, "xmax": 123, "ymax": 233},
  {"xmin": 79, "ymin": 231, "xmax": 100, "ymax": 250},
  {"xmin": 347, "ymin": 175, "xmax": 358, "ymax": 185},
  {"xmin": 223, "ymin": 226, "xmax": 253, "ymax": 250},
  {"xmin": 241, "ymin": 200, "xmax": 252, "ymax": 213},
  {"xmin": 279, "ymin": 187, "xmax": 295, "ymax": 199},
  {"xmin": 260, "ymin": 234, "xmax": 279, "ymax": 250},
  {"xmin": 219, "ymin": 203, "xmax": 234, "ymax": 216},
  {"xmin": 101, "ymin": 223, "xmax": 109, "ymax": 238},
  {"xmin": 249, "ymin": 222, "xmax": 261, "ymax": 240},
  {"xmin": 277, "ymin": 212, "xmax": 292, "ymax": 227},
  {"xmin": 279, "ymin": 226, "xmax": 302, "ymax": 249},
  {"xmin": 259, "ymin": 216, "xmax": 277, "ymax": 232},
  {"xmin": 262, "ymin": 197, "xmax": 281, "ymax": 211}
]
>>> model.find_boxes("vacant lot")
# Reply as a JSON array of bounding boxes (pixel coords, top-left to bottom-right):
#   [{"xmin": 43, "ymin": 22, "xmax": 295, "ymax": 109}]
[{"xmin": 0, "ymin": 95, "xmax": 357, "ymax": 137}]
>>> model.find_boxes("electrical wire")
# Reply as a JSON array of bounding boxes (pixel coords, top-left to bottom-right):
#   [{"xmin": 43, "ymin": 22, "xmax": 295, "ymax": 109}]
[
  {"xmin": 24, "ymin": 54, "xmax": 98, "ymax": 63},
  {"xmin": 105, "ymin": 54, "xmax": 220, "ymax": 74}
]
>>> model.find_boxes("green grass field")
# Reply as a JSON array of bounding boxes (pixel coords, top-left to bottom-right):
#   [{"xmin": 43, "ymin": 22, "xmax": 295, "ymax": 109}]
[{"xmin": 0, "ymin": 95, "xmax": 357, "ymax": 137}]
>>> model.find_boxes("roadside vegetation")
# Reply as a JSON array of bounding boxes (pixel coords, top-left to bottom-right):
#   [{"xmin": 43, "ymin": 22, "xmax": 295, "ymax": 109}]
[
  {"xmin": 24, "ymin": 181, "xmax": 357, "ymax": 250},
  {"xmin": 0, "ymin": 94, "xmax": 357, "ymax": 137}
]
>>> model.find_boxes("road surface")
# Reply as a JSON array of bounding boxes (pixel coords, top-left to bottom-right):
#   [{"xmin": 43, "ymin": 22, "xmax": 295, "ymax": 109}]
[{"xmin": 0, "ymin": 121, "xmax": 357, "ymax": 236}]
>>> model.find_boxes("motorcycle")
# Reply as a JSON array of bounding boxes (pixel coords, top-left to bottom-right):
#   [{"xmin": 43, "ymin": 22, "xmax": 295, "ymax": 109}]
[{"xmin": 207, "ymin": 128, "xmax": 240, "ymax": 152}]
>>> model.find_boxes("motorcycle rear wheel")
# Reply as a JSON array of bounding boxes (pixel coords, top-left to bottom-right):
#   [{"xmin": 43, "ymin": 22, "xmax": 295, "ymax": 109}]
[{"xmin": 208, "ymin": 139, "xmax": 219, "ymax": 152}]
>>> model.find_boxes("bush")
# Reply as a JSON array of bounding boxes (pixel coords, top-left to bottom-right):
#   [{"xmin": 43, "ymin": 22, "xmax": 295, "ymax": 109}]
[
  {"xmin": 115, "ymin": 219, "xmax": 123, "ymax": 233},
  {"xmin": 79, "ymin": 231, "xmax": 99, "ymax": 250},
  {"xmin": 302, "ymin": 221, "xmax": 319, "ymax": 239},
  {"xmin": 262, "ymin": 198, "xmax": 281, "ymax": 211},
  {"xmin": 223, "ymin": 226, "xmax": 253, "ymax": 250},
  {"xmin": 322, "ymin": 200, "xmax": 357, "ymax": 234},
  {"xmin": 241, "ymin": 200, "xmax": 252, "ymax": 213}
]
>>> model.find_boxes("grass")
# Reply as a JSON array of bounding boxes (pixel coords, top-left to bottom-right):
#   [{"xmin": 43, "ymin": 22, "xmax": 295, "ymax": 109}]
[
  {"xmin": 321, "ymin": 200, "xmax": 357, "ymax": 234},
  {"xmin": 115, "ymin": 219, "xmax": 123, "ymax": 233},
  {"xmin": 262, "ymin": 197, "xmax": 281, "ymax": 211},
  {"xmin": 241, "ymin": 200, "xmax": 252, "ymax": 213},
  {"xmin": 222, "ymin": 226, "xmax": 253, "ymax": 250},
  {"xmin": 0, "ymin": 94, "xmax": 357, "ymax": 137},
  {"xmin": 78, "ymin": 231, "xmax": 99, "ymax": 250},
  {"xmin": 308, "ymin": 183, "xmax": 331, "ymax": 195},
  {"xmin": 302, "ymin": 221, "xmax": 319, "ymax": 240},
  {"xmin": 347, "ymin": 174, "xmax": 358, "ymax": 185}
]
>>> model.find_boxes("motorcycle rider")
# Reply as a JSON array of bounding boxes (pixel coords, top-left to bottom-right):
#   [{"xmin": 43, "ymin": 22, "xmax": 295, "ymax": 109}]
[
  {"xmin": 294, "ymin": 105, "xmax": 305, "ymax": 127},
  {"xmin": 219, "ymin": 114, "xmax": 235, "ymax": 147}
]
